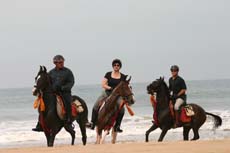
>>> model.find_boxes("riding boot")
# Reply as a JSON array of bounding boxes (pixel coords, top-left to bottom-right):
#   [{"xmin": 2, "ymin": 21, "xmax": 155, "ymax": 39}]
[
  {"xmin": 32, "ymin": 121, "xmax": 43, "ymax": 132},
  {"xmin": 114, "ymin": 110, "xmax": 124, "ymax": 133},
  {"xmin": 90, "ymin": 109, "xmax": 98, "ymax": 130},
  {"xmin": 173, "ymin": 111, "xmax": 181, "ymax": 128}
]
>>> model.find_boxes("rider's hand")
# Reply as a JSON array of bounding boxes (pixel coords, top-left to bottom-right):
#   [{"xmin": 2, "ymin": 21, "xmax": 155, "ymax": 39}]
[
  {"xmin": 107, "ymin": 87, "xmax": 113, "ymax": 92},
  {"xmin": 170, "ymin": 94, "xmax": 177, "ymax": 100}
]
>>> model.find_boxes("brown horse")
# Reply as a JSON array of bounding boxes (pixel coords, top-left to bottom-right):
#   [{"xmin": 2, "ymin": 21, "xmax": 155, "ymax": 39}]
[
  {"xmin": 95, "ymin": 76, "xmax": 135, "ymax": 144},
  {"xmin": 145, "ymin": 77, "xmax": 222, "ymax": 142},
  {"xmin": 32, "ymin": 66, "xmax": 89, "ymax": 147}
]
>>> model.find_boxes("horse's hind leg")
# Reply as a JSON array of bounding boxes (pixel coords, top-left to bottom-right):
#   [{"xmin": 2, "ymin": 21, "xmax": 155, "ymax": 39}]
[
  {"xmin": 145, "ymin": 124, "xmax": 158, "ymax": 142},
  {"xmin": 64, "ymin": 125, "xmax": 76, "ymax": 145},
  {"xmin": 77, "ymin": 119, "xmax": 87, "ymax": 145},
  {"xmin": 191, "ymin": 127, "xmax": 200, "ymax": 141},
  {"xmin": 183, "ymin": 126, "xmax": 191, "ymax": 141}
]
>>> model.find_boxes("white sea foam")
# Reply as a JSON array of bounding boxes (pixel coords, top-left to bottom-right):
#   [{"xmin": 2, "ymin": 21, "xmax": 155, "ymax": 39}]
[{"xmin": 0, "ymin": 109, "xmax": 229, "ymax": 148}]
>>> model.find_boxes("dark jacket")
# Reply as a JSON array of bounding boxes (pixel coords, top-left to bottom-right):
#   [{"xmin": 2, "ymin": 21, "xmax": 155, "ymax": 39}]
[{"xmin": 49, "ymin": 67, "xmax": 74, "ymax": 93}]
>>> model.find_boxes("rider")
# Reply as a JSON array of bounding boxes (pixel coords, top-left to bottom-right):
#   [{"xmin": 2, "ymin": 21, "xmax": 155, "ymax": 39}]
[
  {"xmin": 90, "ymin": 59, "xmax": 126, "ymax": 132},
  {"xmin": 32, "ymin": 55, "xmax": 74, "ymax": 131},
  {"xmin": 169, "ymin": 65, "xmax": 187, "ymax": 128}
]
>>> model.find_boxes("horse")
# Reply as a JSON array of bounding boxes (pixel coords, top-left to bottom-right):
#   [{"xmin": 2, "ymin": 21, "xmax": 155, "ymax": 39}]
[
  {"xmin": 145, "ymin": 77, "xmax": 222, "ymax": 142},
  {"xmin": 95, "ymin": 76, "xmax": 135, "ymax": 144},
  {"xmin": 32, "ymin": 66, "xmax": 89, "ymax": 147}
]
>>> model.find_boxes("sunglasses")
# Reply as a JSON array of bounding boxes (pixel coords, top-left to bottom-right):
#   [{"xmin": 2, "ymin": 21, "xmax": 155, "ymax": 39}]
[
  {"xmin": 113, "ymin": 64, "xmax": 120, "ymax": 67},
  {"xmin": 171, "ymin": 70, "xmax": 178, "ymax": 72},
  {"xmin": 54, "ymin": 61, "xmax": 63, "ymax": 64}
]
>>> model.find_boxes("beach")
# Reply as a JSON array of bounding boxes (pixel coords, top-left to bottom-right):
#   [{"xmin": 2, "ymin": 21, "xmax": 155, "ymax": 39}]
[{"xmin": 0, "ymin": 139, "xmax": 229, "ymax": 153}]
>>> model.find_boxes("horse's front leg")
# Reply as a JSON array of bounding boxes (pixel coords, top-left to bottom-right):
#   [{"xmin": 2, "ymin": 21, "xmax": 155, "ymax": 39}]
[
  {"xmin": 100, "ymin": 130, "xmax": 109, "ymax": 144},
  {"xmin": 77, "ymin": 118, "xmax": 87, "ymax": 145},
  {"xmin": 158, "ymin": 127, "xmax": 169, "ymax": 142},
  {"xmin": 95, "ymin": 127, "xmax": 101, "ymax": 144},
  {"xmin": 45, "ymin": 132, "xmax": 56, "ymax": 147},
  {"xmin": 111, "ymin": 128, "xmax": 117, "ymax": 144},
  {"xmin": 145, "ymin": 123, "xmax": 158, "ymax": 142}
]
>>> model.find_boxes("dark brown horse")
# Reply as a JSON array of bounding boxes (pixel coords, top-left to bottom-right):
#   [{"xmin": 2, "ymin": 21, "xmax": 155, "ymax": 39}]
[
  {"xmin": 96, "ymin": 76, "xmax": 135, "ymax": 144},
  {"xmin": 32, "ymin": 66, "xmax": 89, "ymax": 147},
  {"xmin": 145, "ymin": 77, "xmax": 222, "ymax": 142}
]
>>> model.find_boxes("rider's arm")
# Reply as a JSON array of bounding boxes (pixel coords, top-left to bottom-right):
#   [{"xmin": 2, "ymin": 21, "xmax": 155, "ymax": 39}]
[
  {"xmin": 177, "ymin": 89, "xmax": 186, "ymax": 97},
  {"xmin": 61, "ymin": 70, "xmax": 75, "ymax": 91},
  {"xmin": 177, "ymin": 78, "xmax": 187, "ymax": 97},
  {"xmin": 101, "ymin": 78, "xmax": 112, "ymax": 90}
]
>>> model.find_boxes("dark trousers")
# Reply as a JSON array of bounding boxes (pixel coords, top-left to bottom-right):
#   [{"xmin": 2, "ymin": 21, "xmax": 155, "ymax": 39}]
[{"xmin": 61, "ymin": 92, "xmax": 72, "ymax": 121}]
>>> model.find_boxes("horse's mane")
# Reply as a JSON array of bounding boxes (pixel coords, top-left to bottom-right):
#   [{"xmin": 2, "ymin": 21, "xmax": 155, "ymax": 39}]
[{"xmin": 159, "ymin": 78, "xmax": 170, "ymax": 98}]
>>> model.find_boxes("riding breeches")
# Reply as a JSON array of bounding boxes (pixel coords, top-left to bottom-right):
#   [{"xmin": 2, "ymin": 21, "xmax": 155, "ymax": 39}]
[{"xmin": 174, "ymin": 98, "xmax": 185, "ymax": 111}]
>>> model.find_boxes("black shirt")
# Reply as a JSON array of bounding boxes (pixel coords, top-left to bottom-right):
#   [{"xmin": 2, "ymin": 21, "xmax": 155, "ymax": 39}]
[
  {"xmin": 104, "ymin": 71, "xmax": 126, "ymax": 91},
  {"xmin": 169, "ymin": 76, "xmax": 187, "ymax": 101}
]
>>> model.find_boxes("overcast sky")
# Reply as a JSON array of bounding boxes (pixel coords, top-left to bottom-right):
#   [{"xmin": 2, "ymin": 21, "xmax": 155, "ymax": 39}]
[{"xmin": 0, "ymin": 0, "xmax": 229, "ymax": 89}]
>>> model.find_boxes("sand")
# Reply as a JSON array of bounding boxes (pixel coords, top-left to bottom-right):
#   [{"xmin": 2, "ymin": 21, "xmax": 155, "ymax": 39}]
[{"xmin": 0, "ymin": 139, "xmax": 229, "ymax": 153}]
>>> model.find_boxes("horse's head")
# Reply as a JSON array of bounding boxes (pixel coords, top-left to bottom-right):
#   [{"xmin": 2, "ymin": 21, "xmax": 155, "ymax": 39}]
[
  {"xmin": 115, "ymin": 75, "xmax": 135, "ymax": 105},
  {"xmin": 147, "ymin": 77, "xmax": 165, "ymax": 95},
  {"xmin": 32, "ymin": 66, "xmax": 51, "ymax": 96}
]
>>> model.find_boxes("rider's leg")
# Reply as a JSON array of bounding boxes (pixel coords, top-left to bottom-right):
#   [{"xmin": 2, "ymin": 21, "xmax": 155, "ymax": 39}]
[
  {"xmin": 90, "ymin": 91, "xmax": 108, "ymax": 129},
  {"xmin": 114, "ymin": 97, "xmax": 125, "ymax": 132},
  {"xmin": 174, "ymin": 98, "xmax": 184, "ymax": 128},
  {"xmin": 32, "ymin": 117, "xmax": 43, "ymax": 132},
  {"xmin": 114, "ymin": 107, "xmax": 124, "ymax": 133},
  {"xmin": 62, "ymin": 93, "xmax": 73, "ymax": 128}
]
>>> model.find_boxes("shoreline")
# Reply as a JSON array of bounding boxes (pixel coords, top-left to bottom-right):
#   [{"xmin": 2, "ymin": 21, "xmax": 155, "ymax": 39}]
[{"xmin": 0, "ymin": 139, "xmax": 229, "ymax": 153}]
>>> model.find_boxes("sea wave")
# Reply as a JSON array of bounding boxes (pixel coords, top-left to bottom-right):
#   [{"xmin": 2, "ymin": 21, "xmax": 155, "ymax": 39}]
[{"xmin": 0, "ymin": 109, "xmax": 229, "ymax": 148}]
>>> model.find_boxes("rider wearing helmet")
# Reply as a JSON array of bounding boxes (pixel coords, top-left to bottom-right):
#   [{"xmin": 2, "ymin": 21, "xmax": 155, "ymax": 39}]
[
  {"xmin": 32, "ymin": 55, "xmax": 75, "ymax": 131},
  {"xmin": 90, "ymin": 59, "xmax": 126, "ymax": 132},
  {"xmin": 169, "ymin": 65, "xmax": 187, "ymax": 128}
]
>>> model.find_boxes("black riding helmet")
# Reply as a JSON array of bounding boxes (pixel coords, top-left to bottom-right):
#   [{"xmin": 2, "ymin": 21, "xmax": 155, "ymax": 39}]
[
  {"xmin": 170, "ymin": 65, "xmax": 179, "ymax": 72},
  {"xmin": 112, "ymin": 59, "xmax": 122, "ymax": 68},
  {"xmin": 53, "ymin": 55, "xmax": 65, "ymax": 63}
]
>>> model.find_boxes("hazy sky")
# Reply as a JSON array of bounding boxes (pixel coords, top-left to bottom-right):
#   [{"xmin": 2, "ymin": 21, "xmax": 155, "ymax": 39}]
[{"xmin": 0, "ymin": 0, "xmax": 229, "ymax": 89}]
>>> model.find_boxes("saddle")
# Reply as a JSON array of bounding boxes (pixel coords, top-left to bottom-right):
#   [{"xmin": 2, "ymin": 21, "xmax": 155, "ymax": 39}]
[
  {"xmin": 169, "ymin": 101, "xmax": 195, "ymax": 123},
  {"xmin": 150, "ymin": 95, "xmax": 195, "ymax": 125},
  {"xmin": 56, "ymin": 95, "xmax": 84, "ymax": 120}
]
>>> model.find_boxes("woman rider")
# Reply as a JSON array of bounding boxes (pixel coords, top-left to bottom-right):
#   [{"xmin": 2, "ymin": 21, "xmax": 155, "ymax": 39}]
[{"xmin": 90, "ymin": 59, "xmax": 126, "ymax": 132}]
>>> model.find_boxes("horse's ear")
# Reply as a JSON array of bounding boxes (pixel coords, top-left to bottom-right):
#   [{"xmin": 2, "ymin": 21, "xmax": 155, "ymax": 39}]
[
  {"xmin": 127, "ymin": 76, "xmax": 132, "ymax": 83},
  {"xmin": 43, "ymin": 66, "xmax": 47, "ymax": 72},
  {"xmin": 39, "ymin": 65, "xmax": 42, "ymax": 72},
  {"xmin": 124, "ymin": 75, "xmax": 128, "ymax": 81}
]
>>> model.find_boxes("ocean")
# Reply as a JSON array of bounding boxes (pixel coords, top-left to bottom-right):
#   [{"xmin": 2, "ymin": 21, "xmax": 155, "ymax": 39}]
[{"xmin": 0, "ymin": 79, "xmax": 230, "ymax": 148}]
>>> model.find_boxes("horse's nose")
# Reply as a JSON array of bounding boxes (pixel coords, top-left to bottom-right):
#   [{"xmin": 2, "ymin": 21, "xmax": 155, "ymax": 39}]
[
  {"xmin": 32, "ymin": 87, "xmax": 38, "ymax": 96},
  {"xmin": 131, "ymin": 95, "xmax": 135, "ymax": 104}
]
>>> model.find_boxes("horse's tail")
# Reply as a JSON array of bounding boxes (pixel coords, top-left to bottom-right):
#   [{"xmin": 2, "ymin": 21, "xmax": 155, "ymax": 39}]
[{"xmin": 205, "ymin": 112, "xmax": 222, "ymax": 128}]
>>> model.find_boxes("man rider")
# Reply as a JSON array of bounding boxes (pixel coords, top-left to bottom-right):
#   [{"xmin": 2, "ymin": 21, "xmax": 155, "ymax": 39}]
[
  {"xmin": 32, "ymin": 55, "xmax": 74, "ymax": 131},
  {"xmin": 169, "ymin": 65, "xmax": 187, "ymax": 128}
]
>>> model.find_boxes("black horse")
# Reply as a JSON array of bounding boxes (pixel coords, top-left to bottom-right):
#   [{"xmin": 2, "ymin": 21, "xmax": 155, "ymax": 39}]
[
  {"xmin": 145, "ymin": 77, "xmax": 222, "ymax": 142},
  {"xmin": 32, "ymin": 66, "xmax": 89, "ymax": 147}
]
